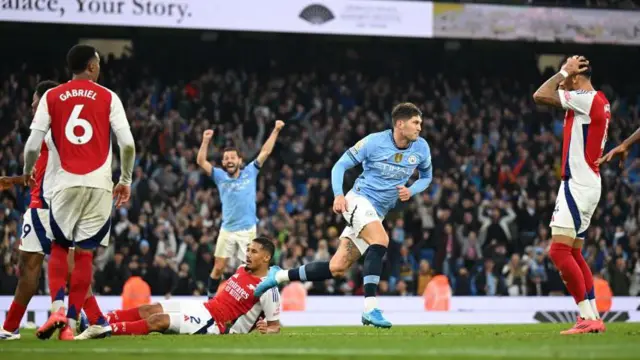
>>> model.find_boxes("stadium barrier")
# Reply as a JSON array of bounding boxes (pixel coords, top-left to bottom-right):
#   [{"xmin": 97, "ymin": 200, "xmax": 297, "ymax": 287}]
[{"xmin": 2, "ymin": 296, "xmax": 639, "ymax": 328}]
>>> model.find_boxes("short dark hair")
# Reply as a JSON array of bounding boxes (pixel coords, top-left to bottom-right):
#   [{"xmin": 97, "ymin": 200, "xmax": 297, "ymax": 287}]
[
  {"xmin": 67, "ymin": 44, "xmax": 98, "ymax": 74},
  {"xmin": 562, "ymin": 55, "xmax": 592, "ymax": 79},
  {"xmin": 392, "ymin": 102, "xmax": 422, "ymax": 124},
  {"xmin": 35, "ymin": 80, "xmax": 59, "ymax": 97},
  {"xmin": 253, "ymin": 236, "xmax": 275, "ymax": 260},
  {"xmin": 222, "ymin": 147, "xmax": 241, "ymax": 157}
]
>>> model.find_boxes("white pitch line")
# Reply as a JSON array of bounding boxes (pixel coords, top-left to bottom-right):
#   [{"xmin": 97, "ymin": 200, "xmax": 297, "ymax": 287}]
[{"xmin": 0, "ymin": 346, "xmax": 637, "ymax": 359}]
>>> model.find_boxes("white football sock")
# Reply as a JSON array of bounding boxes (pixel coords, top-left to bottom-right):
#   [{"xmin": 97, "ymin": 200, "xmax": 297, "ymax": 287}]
[
  {"xmin": 364, "ymin": 297, "xmax": 378, "ymax": 312},
  {"xmin": 275, "ymin": 270, "xmax": 290, "ymax": 284},
  {"xmin": 51, "ymin": 300, "xmax": 64, "ymax": 313},
  {"xmin": 578, "ymin": 300, "xmax": 596, "ymax": 320},
  {"xmin": 589, "ymin": 299, "xmax": 600, "ymax": 319},
  {"xmin": 67, "ymin": 318, "xmax": 76, "ymax": 331}
]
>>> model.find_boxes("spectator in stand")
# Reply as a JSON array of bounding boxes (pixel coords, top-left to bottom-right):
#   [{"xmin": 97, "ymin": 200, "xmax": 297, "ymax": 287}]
[{"xmin": 0, "ymin": 36, "xmax": 638, "ymax": 298}]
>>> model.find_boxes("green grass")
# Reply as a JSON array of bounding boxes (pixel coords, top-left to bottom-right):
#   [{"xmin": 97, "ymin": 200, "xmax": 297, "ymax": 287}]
[{"xmin": 2, "ymin": 324, "xmax": 640, "ymax": 360}]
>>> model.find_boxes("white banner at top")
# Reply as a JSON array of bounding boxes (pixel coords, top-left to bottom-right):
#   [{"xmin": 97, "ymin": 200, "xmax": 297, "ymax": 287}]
[
  {"xmin": 0, "ymin": 0, "xmax": 434, "ymax": 38},
  {"xmin": 433, "ymin": 2, "xmax": 640, "ymax": 45}
]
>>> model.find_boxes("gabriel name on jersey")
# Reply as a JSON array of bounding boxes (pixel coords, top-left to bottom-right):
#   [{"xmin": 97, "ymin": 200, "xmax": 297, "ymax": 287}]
[{"xmin": 58, "ymin": 89, "xmax": 98, "ymax": 101}]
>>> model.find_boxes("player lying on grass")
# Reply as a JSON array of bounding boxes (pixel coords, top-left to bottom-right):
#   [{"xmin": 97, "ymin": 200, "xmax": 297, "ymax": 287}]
[
  {"xmin": 76, "ymin": 236, "xmax": 280, "ymax": 339},
  {"xmin": 533, "ymin": 55, "xmax": 609, "ymax": 334},
  {"xmin": 0, "ymin": 81, "xmax": 108, "ymax": 341}
]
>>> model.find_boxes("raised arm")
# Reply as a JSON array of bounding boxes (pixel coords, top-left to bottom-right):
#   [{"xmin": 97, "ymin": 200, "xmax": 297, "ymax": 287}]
[
  {"xmin": 255, "ymin": 120, "xmax": 284, "ymax": 167},
  {"xmin": 196, "ymin": 129, "xmax": 214, "ymax": 176},
  {"xmin": 533, "ymin": 56, "xmax": 590, "ymax": 108}
]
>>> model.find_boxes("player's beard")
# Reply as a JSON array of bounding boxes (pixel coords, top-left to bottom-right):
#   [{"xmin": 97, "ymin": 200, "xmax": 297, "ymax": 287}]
[{"xmin": 225, "ymin": 163, "xmax": 239, "ymax": 176}]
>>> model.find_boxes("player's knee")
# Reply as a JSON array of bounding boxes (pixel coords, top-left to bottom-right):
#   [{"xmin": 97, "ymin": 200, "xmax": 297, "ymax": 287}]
[
  {"xmin": 213, "ymin": 258, "xmax": 226, "ymax": 273},
  {"xmin": 329, "ymin": 257, "xmax": 349, "ymax": 278},
  {"xmin": 139, "ymin": 304, "xmax": 162, "ymax": 319},
  {"xmin": 146, "ymin": 314, "xmax": 169, "ymax": 333},
  {"xmin": 550, "ymin": 226, "xmax": 576, "ymax": 244}
]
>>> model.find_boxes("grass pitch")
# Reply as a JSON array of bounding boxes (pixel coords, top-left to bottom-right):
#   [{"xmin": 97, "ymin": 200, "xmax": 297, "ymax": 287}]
[{"xmin": 2, "ymin": 324, "xmax": 640, "ymax": 360}]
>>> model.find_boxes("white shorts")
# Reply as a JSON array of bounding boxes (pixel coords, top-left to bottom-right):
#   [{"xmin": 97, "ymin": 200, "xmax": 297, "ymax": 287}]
[
  {"xmin": 160, "ymin": 301, "xmax": 221, "ymax": 335},
  {"xmin": 339, "ymin": 191, "xmax": 384, "ymax": 254},
  {"xmin": 50, "ymin": 187, "xmax": 112, "ymax": 249},
  {"xmin": 550, "ymin": 179, "xmax": 601, "ymax": 238},
  {"xmin": 215, "ymin": 226, "xmax": 256, "ymax": 261},
  {"xmin": 19, "ymin": 208, "xmax": 53, "ymax": 255}
]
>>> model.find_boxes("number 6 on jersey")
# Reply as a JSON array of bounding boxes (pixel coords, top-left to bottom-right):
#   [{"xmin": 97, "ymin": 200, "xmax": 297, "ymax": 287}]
[{"xmin": 65, "ymin": 104, "xmax": 93, "ymax": 144}]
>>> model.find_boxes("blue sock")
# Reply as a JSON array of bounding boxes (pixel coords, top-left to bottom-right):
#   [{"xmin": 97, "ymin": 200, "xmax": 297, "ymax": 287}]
[
  {"xmin": 363, "ymin": 244, "xmax": 387, "ymax": 298},
  {"xmin": 288, "ymin": 262, "xmax": 331, "ymax": 282}
]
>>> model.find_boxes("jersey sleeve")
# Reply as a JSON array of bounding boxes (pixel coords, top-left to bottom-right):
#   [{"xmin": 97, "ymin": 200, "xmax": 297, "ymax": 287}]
[
  {"xmin": 109, "ymin": 91, "xmax": 130, "ymax": 132},
  {"xmin": 558, "ymin": 90, "xmax": 595, "ymax": 115},
  {"xmin": 347, "ymin": 134, "xmax": 375, "ymax": 164},
  {"xmin": 30, "ymin": 90, "xmax": 52, "ymax": 132},
  {"xmin": 418, "ymin": 141, "xmax": 432, "ymax": 172},
  {"xmin": 245, "ymin": 160, "xmax": 261, "ymax": 178},
  {"xmin": 211, "ymin": 167, "xmax": 226, "ymax": 184},
  {"xmin": 259, "ymin": 288, "xmax": 281, "ymax": 322}
]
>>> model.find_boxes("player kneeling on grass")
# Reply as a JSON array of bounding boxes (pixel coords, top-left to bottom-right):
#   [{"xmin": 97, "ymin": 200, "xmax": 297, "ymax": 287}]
[{"xmin": 77, "ymin": 236, "xmax": 280, "ymax": 339}]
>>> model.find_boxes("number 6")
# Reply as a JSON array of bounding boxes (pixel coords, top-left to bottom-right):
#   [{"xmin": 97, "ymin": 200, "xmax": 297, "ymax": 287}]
[{"xmin": 65, "ymin": 104, "xmax": 93, "ymax": 144}]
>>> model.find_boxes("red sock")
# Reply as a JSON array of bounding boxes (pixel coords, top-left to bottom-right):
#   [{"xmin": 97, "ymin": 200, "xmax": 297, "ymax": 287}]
[
  {"xmin": 66, "ymin": 251, "xmax": 93, "ymax": 321},
  {"xmin": 110, "ymin": 320, "xmax": 150, "ymax": 336},
  {"xmin": 107, "ymin": 308, "xmax": 142, "ymax": 323},
  {"xmin": 83, "ymin": 295, "xmax": 107, "ymax": 325},
  {"xmin": 549, "ymin": 242, "xmax": 586, "ymax": 304},
  {"xmin": 48, "ymin": 243, "xmax": 69, "ymax": 303},
  {"xmin": 3, "ymin": 301, "xmax": 27, "ymax": 332},
  {"xmin": 572, "ymin": 248, "xmax": 595, "ymax": 299}
]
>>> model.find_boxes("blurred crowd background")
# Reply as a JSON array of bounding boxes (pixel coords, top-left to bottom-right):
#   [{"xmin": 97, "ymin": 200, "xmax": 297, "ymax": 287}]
[{"xmin": 1, "ymin": 23, "xmax": 639, "ymax": 299}]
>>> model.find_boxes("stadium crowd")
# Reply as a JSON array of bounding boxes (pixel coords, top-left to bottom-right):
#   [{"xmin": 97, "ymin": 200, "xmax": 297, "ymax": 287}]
[{"xmin": 0, "ymin": 38, "xmax": 639, "ymax": 300}]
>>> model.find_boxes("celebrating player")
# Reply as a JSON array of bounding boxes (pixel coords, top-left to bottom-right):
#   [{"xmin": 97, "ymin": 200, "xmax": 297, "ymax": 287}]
[
  {"xmin": 533, "ymin": 56, "xmax": 609, "ymax": 334},
  {"xmin": 197, "ymin": 120, "xmax": 284, "ymax": 298},
  {"xmin": 77, "ymin": 236, "xmax": 280, "ymax": 338},
  {"xmin": 255, "ymin": 103, "xmax": 432, "ymax": 328},
  {"xmin": 23, "ymin": 45, "xmax": 136, "ymax": 340},
  {"xmin": 0, "ymin": 81, "xmax": 108, "ymax": 341}
]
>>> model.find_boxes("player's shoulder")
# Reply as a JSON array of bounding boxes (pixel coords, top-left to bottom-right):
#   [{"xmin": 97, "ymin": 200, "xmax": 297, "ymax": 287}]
[
  {"xmin": 259, "ymin": 286, "xmax": 281, "ymax": 302},
  {"xmin": 567, "ymin": 89, "xmax": 597, "ymax": 99}
]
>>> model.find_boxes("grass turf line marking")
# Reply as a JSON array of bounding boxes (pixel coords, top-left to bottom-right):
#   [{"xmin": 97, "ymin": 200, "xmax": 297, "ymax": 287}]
[{"xmin": 1, "ymin": 346, "xmax": 637, "ymax": 359}]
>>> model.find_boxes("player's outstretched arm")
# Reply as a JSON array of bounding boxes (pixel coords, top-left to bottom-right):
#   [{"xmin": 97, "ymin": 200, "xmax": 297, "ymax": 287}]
[
  {"xmin": 197, "ymin": 129, "xmax": 214, "ymax": 176},
  {"xmin": 598, "ymin": 126, "xmax": 640, "ymax": 166},
  {"xmin": 533, "ymin": 56, "xmax": 589, "ymax": 108},
  {"xmin": 0, "ymin": 175, "xmax": 33, "ymax": 190},
  {"xmin": 255, "ymin": 120, "xmax": 284, "ymax": 167}
]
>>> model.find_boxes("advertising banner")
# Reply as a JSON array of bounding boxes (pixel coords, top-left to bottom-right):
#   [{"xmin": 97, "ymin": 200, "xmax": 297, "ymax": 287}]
[
  {"xmin": 433, "ymin": 2, "xmax": 640, "ymax": 45},
  {"xmin": 0, "ymin": 0, "xmax": 434, "ymax": 38}
]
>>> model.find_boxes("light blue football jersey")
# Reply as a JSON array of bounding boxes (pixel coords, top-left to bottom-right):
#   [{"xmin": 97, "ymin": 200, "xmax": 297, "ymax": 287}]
[
  {"xmin": 345, "ymin": 130, "xmax": 432, "ymax": 217},
  {"xmin": 211, "ymin": 160, "xmax": 260, "ymax": 232}
]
